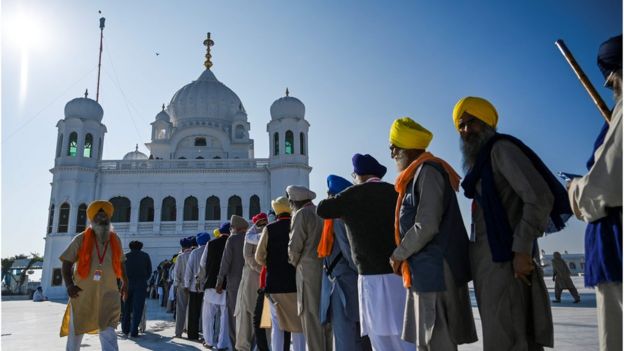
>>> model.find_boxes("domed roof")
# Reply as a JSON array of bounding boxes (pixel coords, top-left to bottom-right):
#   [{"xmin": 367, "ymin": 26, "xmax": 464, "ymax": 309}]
[
  {"xmin": 270, "ymin": 89, "xmax": 305, "ymax": 120},
  {"xmin": 155, "ymin": 104, "xmax": 170, "ymax": 122},
  {"xmin": 64, "ymin": 91, "xmax": 103, "ymax": 122},
  {"xmin": 123, "ymin": 145, "xmax": 148, "ymax": 160},
  {"xmin": 167, "ymin": 69, "xmax": 244, "ymax": 126}
]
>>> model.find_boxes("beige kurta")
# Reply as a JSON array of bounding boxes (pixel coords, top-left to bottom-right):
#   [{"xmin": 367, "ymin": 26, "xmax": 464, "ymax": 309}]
[
  {"xmin": 59, "ymin": 232, "xmax": 125, "ymax": 336},
  {"xmin": 288, "ymin": 203, "xmax": 332, "ymax": 351},
  {"xmin": 235, "ymin": 240, "xmax": 262, "ymax": 351},
  {"xmin": 471, "ymin": 139, "xmax": 554, "ymax": 350},
  {"xmin": 569, "ymin": 99, "xmax": 622, "ymax": 223},
  {"xmin": 255, "ymin": 227, "xmax": 302, "ymax": 333}
]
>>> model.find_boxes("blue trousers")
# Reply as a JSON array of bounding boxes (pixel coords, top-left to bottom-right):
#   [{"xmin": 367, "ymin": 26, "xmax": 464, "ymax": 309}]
[{"xmin": 122, "ymin": 284, "xmax": 147, "ymax": 336}]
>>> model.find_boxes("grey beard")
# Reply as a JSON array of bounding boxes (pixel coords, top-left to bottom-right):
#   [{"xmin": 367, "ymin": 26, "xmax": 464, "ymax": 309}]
[
  {"xmin": 460, "ymin": 128, "xmax": 496, "ymax": 173},
  {"xmin": 92, "ymin": 223, "xmax": 111, "ymax": 241}
]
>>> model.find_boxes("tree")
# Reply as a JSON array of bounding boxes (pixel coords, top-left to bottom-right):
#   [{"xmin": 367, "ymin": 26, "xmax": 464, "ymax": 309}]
[{"xmin": 2, "ymin": 253, "xmax": 42, "ymax": 294}]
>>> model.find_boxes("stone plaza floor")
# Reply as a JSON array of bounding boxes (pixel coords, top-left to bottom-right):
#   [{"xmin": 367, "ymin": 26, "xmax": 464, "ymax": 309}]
[{"xmin": 1, "ymin": 276, "xmax": 600, "ymax": 350}]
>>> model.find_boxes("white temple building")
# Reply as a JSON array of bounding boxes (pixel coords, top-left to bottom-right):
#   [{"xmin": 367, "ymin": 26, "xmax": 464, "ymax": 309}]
[{"xmin": 41, "ymin": 34, "xmax": 311, "ymax": 298}]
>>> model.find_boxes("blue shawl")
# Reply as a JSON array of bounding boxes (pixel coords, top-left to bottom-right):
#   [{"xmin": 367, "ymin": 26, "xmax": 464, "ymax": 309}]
[
  {"xmin": 584, "ymin": 122, "xmax": 622, "ymax": 287},
  {"xmin": 462, "ymin": 134, "xmax": 572, "ymax": 262}
]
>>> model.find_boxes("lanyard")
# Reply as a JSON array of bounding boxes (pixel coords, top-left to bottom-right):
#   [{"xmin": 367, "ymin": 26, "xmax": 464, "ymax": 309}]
[{"xmin": 94, "ymin": 239, "xmax": 110, "ymax": 266}]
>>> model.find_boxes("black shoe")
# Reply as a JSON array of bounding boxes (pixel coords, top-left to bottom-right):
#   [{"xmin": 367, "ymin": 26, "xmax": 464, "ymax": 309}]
[
  {"xmin": 573, "ymin": 299, "xmax": 581, "ymax": 304},
  {"xmin": 552, "ymin": 299, "xmax": 561, "ymax": 303}
]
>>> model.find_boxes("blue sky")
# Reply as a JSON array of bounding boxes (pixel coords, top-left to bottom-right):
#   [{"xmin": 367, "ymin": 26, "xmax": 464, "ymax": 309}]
[{"xmin": 1, "ymin": 0, "xmax": 621, "ymax": 258}]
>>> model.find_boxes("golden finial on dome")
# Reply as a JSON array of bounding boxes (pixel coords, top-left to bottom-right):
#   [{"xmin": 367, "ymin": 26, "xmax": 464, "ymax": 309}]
[
  {"xmin": 84, "ymin": 89, "xmax": 89, "ymax": 98},
  {"xmin": 203, "ymin": 32, "xmax": 214, "ymax": 69},
  {"xmin": 162, "ymin": 103, "xmax": 165, "ymax": 111},
  {"xmin": 285, "ymin": 87, "xmax": 289, "ymax": 97}
]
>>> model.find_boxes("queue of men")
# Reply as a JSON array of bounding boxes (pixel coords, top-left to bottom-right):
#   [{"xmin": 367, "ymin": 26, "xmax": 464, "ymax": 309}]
[{"xmin": 58, "ymin": 35, "xmax": 621, "ymax": 351}]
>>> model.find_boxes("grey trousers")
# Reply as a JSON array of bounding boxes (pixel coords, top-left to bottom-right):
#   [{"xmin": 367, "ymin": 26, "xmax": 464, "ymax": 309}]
[
  {"xmin": 226, "ymin": 288, "xmax": 239, "ymax": 348},
  {"xmin": 596, "ymin": 282, "xmax": 622, "ymax": 351},
  {"xmin": 175, "ymin": 286, "xmax": 189, "ymax": 337}
]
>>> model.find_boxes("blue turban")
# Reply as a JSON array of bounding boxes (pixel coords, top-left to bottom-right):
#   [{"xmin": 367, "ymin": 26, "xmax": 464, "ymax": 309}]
[
  {"xmin": 180, "ymin": 238, "xmax": 191, "ymax": 248},
  {"xmin": 327, "ymin": 175, "xmax": 352, "ymax": 195},
  {"xmin": 352, "ymin": 153, "xmax": 387, "ymax": 178},
  {"xmin": 598, "ymin": 35, "xmax": 622, "ymax": 79},
  {"xmin": 219, "ymin": 222, "xmax": 231, "ymax": 234},
  {"xmin": 196, "ymin": 232, "xmax": 210, "ymax": 246}
]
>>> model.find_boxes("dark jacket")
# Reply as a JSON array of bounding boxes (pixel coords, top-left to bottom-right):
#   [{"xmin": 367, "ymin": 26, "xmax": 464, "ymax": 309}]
[
  {"xmin": 204, "ymin": 235, "xmax": 229, "ymax": 290},
  {"xmin": 317, "ymin": 181, "xmax": 398, "ymax": 275},
  {"xmin": 125, "ymin": 249, "xmax": 152, "ymax": 287},
  {"xmin": 265, "ymin": 218, "xmax": 297, "ymax": 293}
]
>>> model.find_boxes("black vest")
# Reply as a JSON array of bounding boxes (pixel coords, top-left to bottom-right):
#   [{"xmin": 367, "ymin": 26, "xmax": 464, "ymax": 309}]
[
  {"xmin": 265, "ymin": 218, "xmax": 297, "ymax": 293},
  {"xmin": 204, "ymin": 235, "xmax": 229, "ymax": 290}
]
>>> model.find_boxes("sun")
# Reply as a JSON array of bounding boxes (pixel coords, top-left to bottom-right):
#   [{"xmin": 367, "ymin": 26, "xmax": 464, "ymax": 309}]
[{"xmin": 4, "ymin": 10, "xmax": 47, "ymax": 51}]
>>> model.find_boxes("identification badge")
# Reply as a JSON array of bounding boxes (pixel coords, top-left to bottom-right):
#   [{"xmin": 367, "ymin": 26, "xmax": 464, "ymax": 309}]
[{"xmin": 93, "ymin": 269, "xmax": 102, "ymax": 282}]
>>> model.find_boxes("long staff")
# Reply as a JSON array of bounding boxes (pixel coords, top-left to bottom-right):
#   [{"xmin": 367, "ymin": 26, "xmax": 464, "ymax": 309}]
[{"xmin": 555, "ymin": 39, "xmax": 611, "ymax": 123}]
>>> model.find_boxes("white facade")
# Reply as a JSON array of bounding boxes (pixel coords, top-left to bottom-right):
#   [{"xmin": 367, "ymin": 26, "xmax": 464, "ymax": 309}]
[{"xmin": 41, "ymin": 41, "xmax": 311, "ymax": 299}]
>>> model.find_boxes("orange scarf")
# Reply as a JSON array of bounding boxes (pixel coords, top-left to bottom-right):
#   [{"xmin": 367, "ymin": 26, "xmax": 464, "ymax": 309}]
[
  {"xmin": 394, "ymin": 151, "xmax": 461, "ymax": 288},
  {"xmin": 76, "ymin": 227, "xmax": 123, "ymax": 279},
  {"xmin": 317, "ymin": 219, "xmax": 335, "ymax": 258}
]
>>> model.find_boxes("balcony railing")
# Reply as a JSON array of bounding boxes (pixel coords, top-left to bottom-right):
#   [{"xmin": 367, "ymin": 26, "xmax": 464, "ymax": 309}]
[{"xmin": 98, "ymin": 158, "xmax": 271, "ymax": 171}]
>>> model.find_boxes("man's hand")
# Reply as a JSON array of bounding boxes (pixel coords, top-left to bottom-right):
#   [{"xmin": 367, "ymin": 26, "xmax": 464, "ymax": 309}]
[
  {"xmin": 513, "ymin": 252, "xmax": 534, "ymax": 286},
  {"xmin": 67, "ymin": 284, "xmax": 82, "ymax": 298},
  {"xmin": 216, "ymin": 284, "xmax": 223, "ymax": 294},
  {"xmin": 120, "ymin": 285, "xmax": 128, "ymax": 302},
  {"xmin": 389, "ymin": 256, "xmax": 403, "ymax": 276}
]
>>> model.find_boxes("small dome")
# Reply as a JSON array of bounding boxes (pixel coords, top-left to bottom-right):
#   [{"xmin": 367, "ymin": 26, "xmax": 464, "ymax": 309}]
[
  {"xmin": 123, "ymin": 145, "xmax": 148, "ymax": 160},
  {"xmin": 64, "ymin": 94, "xmax": 104, "ymax": 122},
  {"xmin": 270, "ymin": 89, "xmax": 305, "ymax": 120},
  {"xmin": 155, "ymin": 105, "xmax": 170, "ymax": 122}
]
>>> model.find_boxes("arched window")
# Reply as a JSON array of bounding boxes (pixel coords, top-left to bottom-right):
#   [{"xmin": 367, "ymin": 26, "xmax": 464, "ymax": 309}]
[
  {"xmin": 76, "ymin": 204, "xmax": 87, "ymax": 232},
  {"xmin": 109, "ymin": 197, "xmax": 131, "ymax": 222},
  {"xmin": 235, "ymin": 125, "xmax": 245, "ymax": 139},
  {"xmin": 184, "ymin": 196, "xmax": 199, "ymax": 221},
  {"xmin": 47, "ymin": 204, "xmax": 55, "ymax": 234},
  {"xmin": 161, "ymin": 196, "xmax": 176, "ymax": 221},
  {"xmin": 83, "ymin": 134, "xmax": 93, "ymax": 158},
  {"xmin": 569, "ymin": 262, "xmax": 576, "ymax": 270},
  {"xmin": 273, "ymin": 132, "xmax": 279, "ymax": 156},
  {"xmin": 194, "ymin": 137, "xmax": 207, "ymax": 146},
  {"xmin": 58, "ymin": 203, "xmax": 70, "ymax": 233},
  {"xmin": 56, "ymin": 134, "xmax": 63, "ymax": 158},
  {"xmin": 178, "ymin": 157, "xmax": 187, "ymax": 159},
  {"xmin": 67, "ymin": 132, "xmax": 78, "ymax": 157},
  {"xmin": 300, "ymin": 132, "xmax": 305, "ymax": 155},
  {"xmin": 139, "ymin": 197, "xmax": 154, "ymax": 222},
  {"xmin": 285, "ymin": 130, "xmax": 294, "ymax": 155},
  {"xmin": 205, "ymin": 196, "xmax": 220, "ymax": 221},
  {"xmin": 227, "ymin": 195, "xmax": 242, "ymax": 218},
  {"xmin": 196, "ymin": 156, "xmax": 204, "ymax": 159},
  {"xmin": 249, "ymin": 195, "xmax": 260, "ymax": 219}
]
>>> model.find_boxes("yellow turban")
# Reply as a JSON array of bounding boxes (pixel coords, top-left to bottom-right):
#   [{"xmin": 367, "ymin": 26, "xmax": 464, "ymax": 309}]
[
  {"xmin": 389, "ymin": 117, "xmax": 433, "ymax": 150},
  {"xmin": 271, "ymin": 196, "xmax": 291, "ymax": 215},
  {"xmin": 87, "ymin": 200, "xmax": 114, "ymax": 221},
  {"xmin": 213, "ymin": 228, "xmax": 221, "ymax": 238},
  {"xmin": 452, "ymin": 96, "xmax": 498, "ymax": 131}
]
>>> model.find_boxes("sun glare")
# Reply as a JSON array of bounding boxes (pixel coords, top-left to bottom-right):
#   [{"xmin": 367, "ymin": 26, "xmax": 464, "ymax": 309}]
[{"xmin": 6, "ymin": 11, "xmax": 47, "ymax": 51}]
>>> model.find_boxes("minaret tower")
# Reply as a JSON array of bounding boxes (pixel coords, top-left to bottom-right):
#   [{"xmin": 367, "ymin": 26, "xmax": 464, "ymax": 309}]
[{"xmin": 267, "ymin": 88, "xmax": 312, "ymax": 199}]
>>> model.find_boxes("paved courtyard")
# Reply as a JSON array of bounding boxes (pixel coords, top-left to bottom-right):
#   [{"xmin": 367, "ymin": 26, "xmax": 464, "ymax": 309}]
[{"xmin": 1, "ymin": 277, "xmax": 600, "ymax": 350}]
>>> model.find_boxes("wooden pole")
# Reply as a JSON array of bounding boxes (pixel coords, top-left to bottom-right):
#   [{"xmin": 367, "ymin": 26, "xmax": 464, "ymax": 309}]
[{"xmin": 555, "ymin": 39, "xmax": 611, "ymax": 123}]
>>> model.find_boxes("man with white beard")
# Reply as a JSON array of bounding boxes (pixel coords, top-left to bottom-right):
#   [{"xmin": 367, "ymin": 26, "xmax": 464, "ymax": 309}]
[
  {"xmin": 453, "ymin": 96, "xmax": 572, "ymax": 350},
  {"xmin": 59, "ymin": 200, "xmax": 128, "ymax": 351}
]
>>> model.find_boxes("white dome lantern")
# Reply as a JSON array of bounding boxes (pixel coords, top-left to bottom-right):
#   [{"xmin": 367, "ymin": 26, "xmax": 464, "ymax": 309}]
[
  {"xmin": 123, "ymin": 145, "xmax": 148, "ymax": 160},
  {"xmin": 155, "ymin": 104, "xmax": 171, "ymax": 122},
  {"xmin": 270, "ymin": 88, "xmax": 305, "ymax": 120},
  {"xmin": 64, "ymin": 90, "xmax": 104, "ymax": 122}
]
